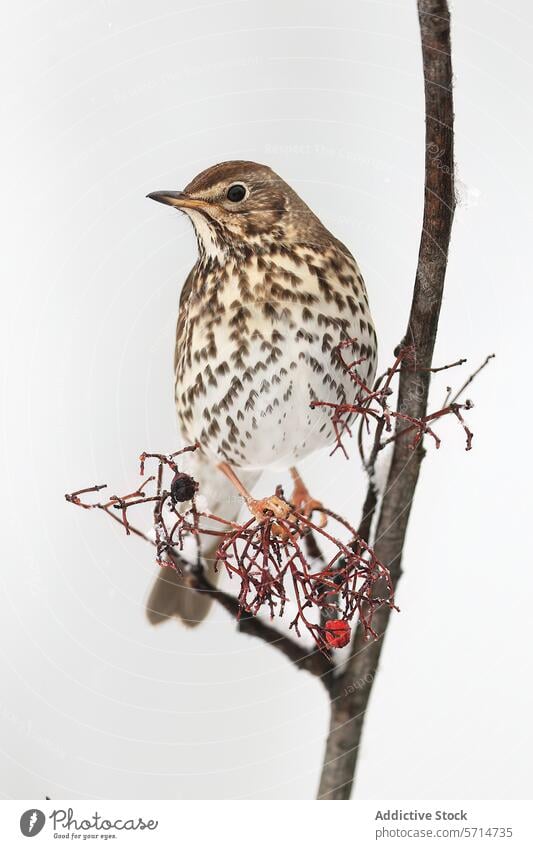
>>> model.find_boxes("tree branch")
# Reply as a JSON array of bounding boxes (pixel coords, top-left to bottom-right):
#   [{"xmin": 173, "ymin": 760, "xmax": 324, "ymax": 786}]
[
  {"xmin": 317, "ymin": 0, "xmax": 456, "ymax": 799},
  {"xmin": 165, "ymin": 549, "xmax": 336, "ymax": 684}
]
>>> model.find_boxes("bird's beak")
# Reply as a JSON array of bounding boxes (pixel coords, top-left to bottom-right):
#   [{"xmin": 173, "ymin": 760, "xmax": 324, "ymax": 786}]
[{"xmin": 146, "ymin": 190, "xmax": 207, "ymax": 210}]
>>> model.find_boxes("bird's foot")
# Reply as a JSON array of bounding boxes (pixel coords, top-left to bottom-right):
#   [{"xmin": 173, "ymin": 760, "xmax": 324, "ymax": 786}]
[
  {"xmin": 290, "ymin": 479, "xmax": 328, "ymax": 528},
  {"xmin": 246, "ymin": 495, "xmax": 298, "ymax": 539}
]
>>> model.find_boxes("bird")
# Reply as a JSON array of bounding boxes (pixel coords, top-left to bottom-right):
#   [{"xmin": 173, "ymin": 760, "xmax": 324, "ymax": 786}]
[{"xmin": 146, "ymin": 160, "xmax": 377, "ymax": 627}]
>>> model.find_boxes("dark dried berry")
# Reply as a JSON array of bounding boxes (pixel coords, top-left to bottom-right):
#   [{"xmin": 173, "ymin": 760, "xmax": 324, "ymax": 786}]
[{"xmin": 170, "ymin": 472, "xmax": 198, "ymax": 503}]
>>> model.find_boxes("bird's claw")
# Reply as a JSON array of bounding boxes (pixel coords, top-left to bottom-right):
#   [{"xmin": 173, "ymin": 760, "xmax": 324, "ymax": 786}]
[
  {"xmin": 290, "ymin": 488, "xmax": 328, "ymax": 528},
  {"xmin": 247, "ymin": 495, "xmax": 298, "ymax": 539},
  {"xmin": 303, "ymin": 500, "xmax": 328, "ymax": 528}
]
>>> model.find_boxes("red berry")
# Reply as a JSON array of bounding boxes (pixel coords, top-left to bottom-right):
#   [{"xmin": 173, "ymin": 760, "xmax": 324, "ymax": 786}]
[{"xmin": 324, "ymin": 619, "xmax": 351, "ymax": 648}]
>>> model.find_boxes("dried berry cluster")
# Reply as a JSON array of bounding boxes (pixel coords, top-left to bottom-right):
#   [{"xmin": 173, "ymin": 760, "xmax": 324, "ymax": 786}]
[
  {"xmin": 66, "ymin": 445, "xmax": 203, "ymax": 569},
  {"xmin": 311, "ymin": 341, "xmax": 475, "ymax": 459},
  {"xmin": 66, "ymin": 447, "xmax": 396, "ymax": 652},
  {"xmin": 215, "ymin": 507, "xmax": 396, "ymax": 651}
]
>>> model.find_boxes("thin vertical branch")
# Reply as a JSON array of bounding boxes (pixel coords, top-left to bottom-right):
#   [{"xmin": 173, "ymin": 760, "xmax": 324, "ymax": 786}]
[{"xmin": 317, "ymin": 0, "xmax": 456, "ymax": 799}]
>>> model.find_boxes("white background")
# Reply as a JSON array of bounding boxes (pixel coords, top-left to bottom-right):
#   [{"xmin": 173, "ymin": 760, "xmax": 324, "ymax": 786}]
[{"xmin": 0, "ymin": 0, "xmax": 531, "ymax": 800}]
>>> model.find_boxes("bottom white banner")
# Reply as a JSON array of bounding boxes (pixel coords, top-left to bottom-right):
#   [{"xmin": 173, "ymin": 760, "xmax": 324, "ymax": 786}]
[{"xmin": 0, "ymin": 800, "xmax": 531, "ymax": 847}]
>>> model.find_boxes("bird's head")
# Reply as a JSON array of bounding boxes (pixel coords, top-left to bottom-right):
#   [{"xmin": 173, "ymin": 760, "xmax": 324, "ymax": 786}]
[{"xmin": 147, "ymin": 160, "xmax": 326, "ymax": 259}]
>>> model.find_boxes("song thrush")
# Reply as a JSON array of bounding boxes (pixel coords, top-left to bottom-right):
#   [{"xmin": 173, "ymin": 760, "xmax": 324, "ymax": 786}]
[{"xmin": 146, "ymin": 161, "xmax": 377, "ymax": 626}]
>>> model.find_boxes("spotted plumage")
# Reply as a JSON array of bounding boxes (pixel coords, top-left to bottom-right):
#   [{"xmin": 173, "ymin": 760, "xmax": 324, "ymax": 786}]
[{"xmin": 146, "ymin": 161, "xmax": 377, "ymax": 626}]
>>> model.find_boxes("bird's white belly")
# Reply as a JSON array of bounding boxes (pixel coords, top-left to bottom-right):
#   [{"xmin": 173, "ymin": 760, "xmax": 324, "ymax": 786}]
[
  {"xmin": 178, "ymin": 317, "xmax": 373, "ymax": 472},
  {"xmin": 240, "ymin": 359, "xmax": 335, "ymax": 471}
]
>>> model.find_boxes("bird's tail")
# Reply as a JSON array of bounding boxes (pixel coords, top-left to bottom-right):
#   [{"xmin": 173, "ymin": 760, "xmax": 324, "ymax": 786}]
[
  {"xmin": 146, "ymin": 451, "xmax": 260, "ymax": 627},
  {"xmin": 145, "ymin": 538, "xmax": 220, "ymax": 627}
]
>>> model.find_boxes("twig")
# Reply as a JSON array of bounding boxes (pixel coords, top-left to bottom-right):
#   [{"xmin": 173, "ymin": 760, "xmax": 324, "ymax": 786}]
[
  {"xmin": 425, "ymin": 357, "xmax": 466, "ymax": 373},
  {"xmin": 446, "ymin": 353, "xmax": 495, "ymax": 406},
  {"xmin": 313, "ymin": 344, "xmax": 475, "ymax": 459}
]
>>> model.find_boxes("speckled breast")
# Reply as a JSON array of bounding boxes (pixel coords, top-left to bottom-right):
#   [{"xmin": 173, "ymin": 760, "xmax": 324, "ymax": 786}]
[{"xmin": 175, "ymin": 243, "xmax": 377, "ymax": 471}]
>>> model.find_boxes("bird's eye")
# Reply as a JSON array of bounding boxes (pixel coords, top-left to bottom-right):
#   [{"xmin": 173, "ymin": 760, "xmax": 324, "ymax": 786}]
[{"xmin": 226, "ymin": 183, "xmax": 247, "ymax": 202}]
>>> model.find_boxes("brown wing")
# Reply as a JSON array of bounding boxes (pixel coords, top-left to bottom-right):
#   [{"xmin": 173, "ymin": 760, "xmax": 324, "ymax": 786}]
[{"xmin": 173, "ymin": 265, "xmax": 196, "ymax": 373}]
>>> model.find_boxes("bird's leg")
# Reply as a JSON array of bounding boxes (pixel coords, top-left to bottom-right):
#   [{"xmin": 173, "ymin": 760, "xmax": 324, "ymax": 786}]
[
  {"xmin": 289, "ymin": 466, "xmax": 327, "ymax": 528},
  {"xmin": 217, "ymin": 462, "xmax": 297, "ymax": 534}
]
